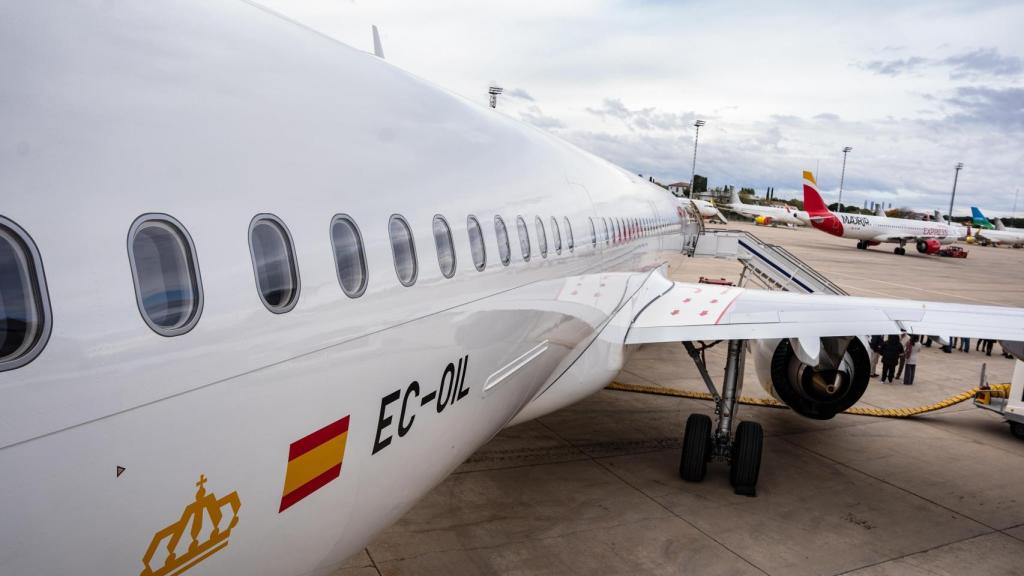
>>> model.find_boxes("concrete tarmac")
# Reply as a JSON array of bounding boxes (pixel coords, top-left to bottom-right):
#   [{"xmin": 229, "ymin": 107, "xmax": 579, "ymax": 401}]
[{"xmin": 339, "ymin": 222, "xmax": 1024, "ymax": 576}]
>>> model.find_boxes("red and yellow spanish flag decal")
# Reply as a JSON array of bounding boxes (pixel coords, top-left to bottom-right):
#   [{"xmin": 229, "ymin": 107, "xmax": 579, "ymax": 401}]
[{"xmin": 279, "ymin": 415, "xmax": 349, "ymax": 512}]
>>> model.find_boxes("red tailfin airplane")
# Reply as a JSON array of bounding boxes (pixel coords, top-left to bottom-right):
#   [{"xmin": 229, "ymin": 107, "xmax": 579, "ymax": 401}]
[{"xmin": 802, "ymin": 171, "xmax": 963, "ymax": 255}]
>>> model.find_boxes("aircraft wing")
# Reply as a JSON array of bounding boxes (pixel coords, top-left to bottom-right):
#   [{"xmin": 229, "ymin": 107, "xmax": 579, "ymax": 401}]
[{"xmin": 625, "ymin": 282, "xmax": 1024, "ymax": 344}]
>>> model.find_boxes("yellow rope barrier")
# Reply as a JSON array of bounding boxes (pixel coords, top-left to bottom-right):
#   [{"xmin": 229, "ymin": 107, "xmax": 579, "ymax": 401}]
[{"xmin": 606, "ymin": 381, "xmax": 1012, "ymax": 418}]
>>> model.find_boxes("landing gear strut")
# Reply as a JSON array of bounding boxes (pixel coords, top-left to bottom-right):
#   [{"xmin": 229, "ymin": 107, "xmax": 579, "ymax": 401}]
[
  {"xmin": 679, "ymin": 340, "xmax": 763, "ymax": 496},
  {"xmin": 894, "ymin": 240, "xmax": 906, "ymax": 256}
]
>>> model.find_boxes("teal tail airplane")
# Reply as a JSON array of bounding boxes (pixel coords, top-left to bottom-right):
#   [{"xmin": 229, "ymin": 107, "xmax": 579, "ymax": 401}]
[{"xmin": 971, "ymin": 207, "xmax": 996, "ymax": 230}]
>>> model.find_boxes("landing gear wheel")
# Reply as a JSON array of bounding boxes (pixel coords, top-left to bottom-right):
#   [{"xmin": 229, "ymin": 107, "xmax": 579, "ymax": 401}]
[
  {"xmin": 894, "ymin": 247, "xmax": 906, "ymax": 255},
  {"xmin": 680, "ymin": 414, "xmax": 712, "ymax": 482},
  {"xmin": 1011, "ymin": 421, "xmax": 1024, "ymax": 440},
  {"xmin": 856, "ymin": 241, "xmax": 866, "ymax": 250},
  {"xmin": 730, "ymin": 421, "xmax": 763, "ymax": 496}
]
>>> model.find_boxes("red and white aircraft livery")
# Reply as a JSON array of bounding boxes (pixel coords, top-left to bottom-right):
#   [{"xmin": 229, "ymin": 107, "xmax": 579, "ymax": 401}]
[
  {"xmin": 802, "ymin": 171, "xmax": 963, "ymax": 255},
  {"xmin": 2, "ymin": 4, "xmax": 1024, "ymax": 576}
]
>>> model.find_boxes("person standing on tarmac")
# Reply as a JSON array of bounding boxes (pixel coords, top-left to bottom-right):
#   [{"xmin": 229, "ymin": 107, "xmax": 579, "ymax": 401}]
[
  {"xmin": 903, "ymin": 335, "xmax": 921, "ymax": 385},
  {"xmin": 880, "ymin": 335, "xmax": 904, "ymax": 384},
  {"xmin": 895, "ymin": 331, "xmax": 910, "ymax": 381},
  {"xmin": 869, "ymin": 335, "xmax": 884, "ymax": 378}
]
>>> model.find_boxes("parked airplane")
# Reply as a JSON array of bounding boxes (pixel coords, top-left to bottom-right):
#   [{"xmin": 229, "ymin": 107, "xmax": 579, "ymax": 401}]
[
  {"xmin": 802, "ymin": 172, "xmax": 962, "ymax": 254},
  {"xmin": 969, "ymin": 207, "xmax": 1024, "ymax": 246},
  {"xmin": 722, "ymin": 189, "xmax": 808, "ymax": 226},
  {"xmin": 971, "ymin": 207, "xmax": 996, "ymax": 230},
  {"xmin": 3, "ymin": 4, "xmax": 1024, "ymax": 575},
  {"xmin": 688, "ymin": 198, "xmax": 729, "ymax": 224}
]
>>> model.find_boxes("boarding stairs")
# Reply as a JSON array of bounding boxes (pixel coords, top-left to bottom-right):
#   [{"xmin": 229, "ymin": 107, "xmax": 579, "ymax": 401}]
[{"xmin": 689, "ymin": 229, "xmax": 846, "ymax": 296}]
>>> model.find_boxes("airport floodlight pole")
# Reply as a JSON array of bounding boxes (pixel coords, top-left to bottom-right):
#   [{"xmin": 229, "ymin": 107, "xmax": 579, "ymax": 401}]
[
  {"xmin": 690, "ymin": 119, "xmax": 705, "ymax": 198},
  {"xmin": 838, "ymin": 146, "xmax": 852, "ymax": 212},
  {"xmin": 488, "ymin": 86, "xmax": 503, "ymax": 109},
  {"xmin": 947, "ymin": 162, "xmax": 964, "ymax": 224}
]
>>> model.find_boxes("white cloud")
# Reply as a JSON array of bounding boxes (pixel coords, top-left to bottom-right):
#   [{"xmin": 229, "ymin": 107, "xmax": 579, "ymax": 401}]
[{"xmin": 256, "ymin": 0, "xmax": 1024, "ymax": 214}]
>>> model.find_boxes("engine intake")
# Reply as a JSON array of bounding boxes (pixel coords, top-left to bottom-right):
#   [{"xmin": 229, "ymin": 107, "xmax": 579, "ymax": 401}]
[
  {"xmin": 753, "ymin": 336, "xmax": 870, "ymax": 420},
  {"xmin": 916, "ymin": 238, "xmax": 941, "ymax": 254}
]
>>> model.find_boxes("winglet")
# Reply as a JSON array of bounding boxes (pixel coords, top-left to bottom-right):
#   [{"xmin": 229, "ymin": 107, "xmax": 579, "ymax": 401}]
[{"xmin": 372, "ymin": 25, "xmax": 385, "ymax": 59}]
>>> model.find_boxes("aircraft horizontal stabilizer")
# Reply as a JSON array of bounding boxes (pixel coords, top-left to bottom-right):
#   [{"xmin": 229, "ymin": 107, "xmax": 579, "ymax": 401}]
[{"xmin": 626, "ymin": 280, "xmax": 1024, "ymax": 344}]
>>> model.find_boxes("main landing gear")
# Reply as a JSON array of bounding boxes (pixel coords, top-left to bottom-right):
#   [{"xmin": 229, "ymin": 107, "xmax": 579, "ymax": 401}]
[
  {"xmin": 894, "ymin": 240, "xmax": 907, "ymax": 256},
  {"xmin": 678, "ymin": 340, "xmax": 763, "ymax": 496}
]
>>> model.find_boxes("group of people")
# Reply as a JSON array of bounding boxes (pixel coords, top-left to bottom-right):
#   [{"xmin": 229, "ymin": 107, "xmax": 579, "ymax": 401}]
[
  {"xmin": 946, "ymin": 337, "xmax": 1000, "ymax": 356},
  {"xmin": 869, "ymin": 333, "xmax": 920, "ymax": 385}
]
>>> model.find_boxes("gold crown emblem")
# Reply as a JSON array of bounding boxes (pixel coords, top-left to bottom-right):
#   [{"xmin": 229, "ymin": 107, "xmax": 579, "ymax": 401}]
[{"xmin": 140, "ymin": 475, "xmax": 241, "ymax": 576}]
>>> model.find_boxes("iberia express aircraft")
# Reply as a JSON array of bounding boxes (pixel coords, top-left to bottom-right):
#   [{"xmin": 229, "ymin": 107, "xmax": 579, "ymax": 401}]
[
  {"xmin": 2, "ymin": 4, "xmax": 1023, "ymax": 575},
  {"xmin": 802, "ymin": 171, "xmax": 962, "ymax": 255}
]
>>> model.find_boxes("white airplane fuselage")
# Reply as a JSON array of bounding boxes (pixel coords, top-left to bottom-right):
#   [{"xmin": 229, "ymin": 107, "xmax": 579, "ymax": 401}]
[
  {"xmin": 0, "ymin": 3, "xmax": 698, "ymax": 575},
  {"xmin": 977, "ymin": 227, "xmax": 1024, "ymax": 246},
  {"xmin": 724, "ymin": 202, "xmax": 807, "ymax": 226},
  {"xmin": 828, "ymin": 213, "xmax": 960, "ymax": 244}
]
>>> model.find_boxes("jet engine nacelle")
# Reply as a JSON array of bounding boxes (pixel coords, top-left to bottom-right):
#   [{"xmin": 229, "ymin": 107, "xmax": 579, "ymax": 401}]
[
  {"xmin": 754, "ymin": 215, "xmax": 773, "ymax": 226},
  {"xmin": 917, "ymin": 239, "xmax": 941, "ymax": 253},
  {"xmin": 751, "ymin": 336, "xmax": 871, "ymax": 420}
]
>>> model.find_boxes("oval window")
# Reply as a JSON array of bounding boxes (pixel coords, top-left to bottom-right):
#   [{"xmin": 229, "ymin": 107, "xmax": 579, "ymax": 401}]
[
  {"xmin": 0, "ymin": 217, "xmax": 51, "ymax": 371},
  {"xmin": 331, "ymin": 215, "xmax": 368, "ymax": 298},
  {"xmin": 389, "ymin": 215, "xmax": 418, "ymax": 286},
  {"xmin": 432, "ymin": 215, "xmax": 457, "ymax": 278},
  {"xmin": 467, "ymin": 215, "xmax": 486, "ymax": 271},
  {"xmin": 516, "ymin": 216, "xmax": 531, "ymax": 261},
  {"xmin": 129, "ymin": 215, "xmax": 203, "ymax": 336},
  {"xmin": 249, "ymin": 215, "xmax": 300, "ymax": 313},
  {"xmin": 495, "ymin": 216, "xmax": 511, "ymax": 266},
  {"xmin": 564, "ymin": 217, "xmax": 574, "ymax": 252},
  {"xmin": 588, "ymin": 218, "xmax": 597, "ymax": 247},
  {"xmin": 550, "ymin": 217, "xmax": 562, "ymax": 255},
  {"xmin": 535, "ymin": 217, "xmax": 548, "ymax": 258}
]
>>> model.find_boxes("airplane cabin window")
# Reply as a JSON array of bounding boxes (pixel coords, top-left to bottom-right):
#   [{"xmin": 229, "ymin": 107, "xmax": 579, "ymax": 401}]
[
  {"xmin": 602, "ymin": 218, "xmax": 610, "ymax": 244},
  {"xmin": 588, "ymin": 217, "xmax": 597, "ymax": 247},
  {"xmin": 0, "ymin": 216, "xmax": 51, "ymax": 371},
  {"xmin": 128, "ymin": 214, "xmax": 203, "ymax": 336},
  {"xmin": 432, "ymin": 215, "xmax": 457, "ymax": 278},
  {"xmin": 467, "ymin": 215, "xmax": 486, "ymax": 271},
  {"xmin": 331, "ymin": 215, "xmax": 368, "ymax": 298},
  {"xmin": 564, "ymin": 217, "xmax": 574, "ymax": 251},
  {"xmin": 249, "ymin": 214, "xmax": 300, "ymax": 313},
  {"xmin": 389, "ymin": 215, "xmax": 418, "ymax": 286},
  {"xmin": 494, "ymin": 216, "xmax": 511, "ymax": 266},
  {"xmin": 550, "ymin": 216, "xmax": 562, "ymax": 255},
  {"xmin": 535, "ymin": 216, "xmax": 548, "ymax": 258},
  {"xmin": 516, "ymin": 216, "xmax": 531, "ymax": 261}
]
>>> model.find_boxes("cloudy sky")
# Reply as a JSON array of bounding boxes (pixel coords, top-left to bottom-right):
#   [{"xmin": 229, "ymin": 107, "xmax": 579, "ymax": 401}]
[{"xmin": 260, "ymin": 0, "xmax": 1023, "ymax": 216}]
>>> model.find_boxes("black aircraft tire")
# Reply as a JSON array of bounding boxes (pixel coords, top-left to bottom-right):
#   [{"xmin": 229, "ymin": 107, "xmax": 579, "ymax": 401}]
[
  {"xmin": 680, "ymin": 413, "xmax": 712, "ymax": 482},
  {"xmin": 856, "ymin": 241, "xmax": 865, "ymax": 250},
  {"xmin": 894, "ymin": 247, "xmax": 906, "ymax": 255},
  {"xmin": 730, "ymin": 421, "xmax": 763, "ymax": 496},
  {"xmin": 1011, "ymin": 421, "xmax": 1024, "ymax": 440}
]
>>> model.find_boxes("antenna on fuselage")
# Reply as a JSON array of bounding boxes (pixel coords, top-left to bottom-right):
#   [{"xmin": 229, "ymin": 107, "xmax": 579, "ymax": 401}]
[
  {"xmin": 488, "ymin": 86, "xmax": 503, "ymax": 109},
  {"xmin": 372, "ymin": 25, "xmax": 385, "ymax": 58}
]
